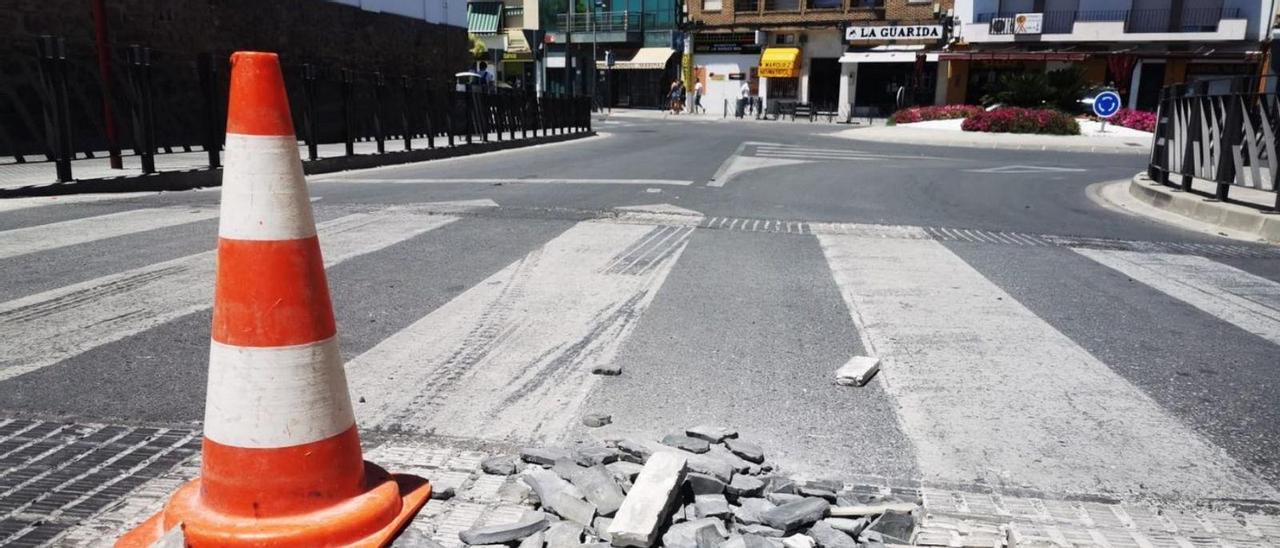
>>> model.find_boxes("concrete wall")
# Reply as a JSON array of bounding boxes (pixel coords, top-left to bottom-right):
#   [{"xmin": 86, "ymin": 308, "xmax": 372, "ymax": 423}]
[{"xmin": 698, "ymin": 53, "xmax": 759, "ymax": 115}]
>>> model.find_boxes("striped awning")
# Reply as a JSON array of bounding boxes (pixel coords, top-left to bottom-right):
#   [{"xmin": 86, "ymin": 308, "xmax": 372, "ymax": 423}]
[{"xmin": 467, "ymin": 2, "xmax": 504, "ymax": 34}]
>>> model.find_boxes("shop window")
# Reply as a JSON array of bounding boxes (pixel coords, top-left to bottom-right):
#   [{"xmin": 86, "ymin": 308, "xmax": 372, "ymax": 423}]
[{"xmin": 774, "ymin": 34, "xmax": 797, "ymax": 45}]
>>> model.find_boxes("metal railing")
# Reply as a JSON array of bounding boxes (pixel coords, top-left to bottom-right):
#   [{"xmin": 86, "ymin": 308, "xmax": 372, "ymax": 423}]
[
  {"xmin": 977, "ymin": 7, "xmax": 1240, "ymax": 34},
  {"xmin": 5, "ymin": 34, "xmax": 591, "ymax": 183},
  {"xmin": 1148, "ymin": 76, "xmax": 1279, "ymax": 210}
]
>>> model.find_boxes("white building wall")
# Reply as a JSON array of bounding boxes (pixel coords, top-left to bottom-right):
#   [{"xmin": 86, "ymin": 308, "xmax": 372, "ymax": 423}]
[{"xmin": 698, "ymin": 54, "xmax": 759, "ymax": 116}]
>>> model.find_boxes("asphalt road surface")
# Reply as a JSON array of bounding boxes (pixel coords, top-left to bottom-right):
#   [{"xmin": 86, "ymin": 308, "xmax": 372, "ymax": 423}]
[{"xmin": 2, "ymin": 115, "xmax": 1279, "ymax": 545}]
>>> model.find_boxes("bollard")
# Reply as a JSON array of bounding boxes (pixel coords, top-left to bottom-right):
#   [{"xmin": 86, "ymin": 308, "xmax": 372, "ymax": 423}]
[
  {"xmin": 35, "ymin": 35, "xmax": 74, "ymax": 182},
  {"xmin": 341, "ymin": 68, "xmax": 354, "ymax": 156},
  {"xmin": 126, "ymin": 45, "xmax": 156, "ymax": 175},
  {"xmin": 401, "ymin": 75, "xmax": 413, "ymax": 152},
  {"xmin": 197, "ymin": 53, "xmax": 221, "ymax": 169},
  {"xmin": 373, "ymin": 72, "xmax": 386, "ymax": 154}
]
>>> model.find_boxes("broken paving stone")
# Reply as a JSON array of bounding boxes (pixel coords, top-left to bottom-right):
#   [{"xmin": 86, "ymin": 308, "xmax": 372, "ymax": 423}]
[
  {"xmin": 517, "ymin": 532, "xmax": 545, "ymax": 548},
  {"xmin": 723, "ymin": 439, "xmax": 764, "ymax": 464},
  {"xmin": 608, "ymin": 451, "xmax": 688, "ymax": 548},
  {"xmin": 834, "ymin": 356, "xmax": 880, "ymax": 387},
  {"xmin": 546, "ymin": 490, "xmax": 598, "ymax": 527},
  {"xmin": 736, "ymin": 525, "xmax": 784, "ymax": 538},
  {"xmin": 662, "ymin": 518, "xmax": 729, "ymax": 548},
  {"xmin": 499, "ymin": 480, "xmax": 534, "ymax": 504},
  {"xmin": 766, "ymin": 493, "xmax": 803, "ymax": 506},
  {"xmin": 523, "ymin": 447, "xmax": 573, "ymax": 466},
  {"xmin": 865, "ymin": 511, "xmax": 914, "ymax": 545},
  {"xmin": 685, "ymin": 425, "xmax": 738, "ymax": 443},
  {"xmin": 780, "ymin": 534, "xmax": 815, "ymax": 548},
  {"xmin": 545, "ymin": 521, "xmax": 585, "ymax": 548},
  {"xmin": 743, "ymin": 534, "xmax": 776, "ymax": 548},
  {"xmin": 662, "ymin": 434, "xmax": 711, "ymax": 454},
  {"xmin": 732, "ymin": 498, "xmax": 776, "ymax": 525},
  {"xmin": 593, "ymin": 517, "xmax": 615, "ymax": 543},
  {"xmin": 694, "ymin": 494, "xmax": 731, "ymax": 518},
  {"xmin": 805, "ymin": 521, "xmax": 856, "ymax": 548},
  {"xmin": 482, "ymin": 455, "xmax": 519, "ymax": 476},
  {"xmin": 795, "ymin": 486, "xmax": 836, "ymax": 502},
  {"xmin": 569, "ymin": 465, "xmax": 626, "ymax": 517},
  {"xmin": 726, "ymin": 476, "xmax": 765, "ymax": 498},
  {"xmin": 583, "ymin": 414, "xmax": 613, "ymax": 428},
  {"xmin": 820, "ymin": 518, "xmax": 867, "ymax": 538},
  {"xmin": 765, "ymin": 477, "xmax": 796, "ymax": 495},
  {"xmin": 803, "ymin": 480, "xmax": 843, "ymax": 493},
  {"xmin": 761, "ymin": 498, "xmax": 830, "ymax": 533},
  {"xmin": 706, "ymin": 446, "xmax": 753, "ymax": 474},
  {"xmin": 684, "ymin": 454, "xmax": 733, "ymax": 484},
  {"xmin": 432, "ymin": 486, "xmax": 456, "ymax": 501},
  {"xmin": 616, "ymin": 439, "xmax": 653, "ymax": 464},
  {"xmin": 606, "ymin": 461, "xmax": 644, "ymax": 482},
  {"xmin": 695, "ymin": 522, "xmax": 726, "ymax": 548},
  {"xmin": 685, "ymin": 473, "xmax": 727, "ymax": 495},
  {"xmin": 592, "ymin": 363, "xmax": 622, "ymax": 376},
  {"xmin": 576, "ymin": 447, "xmax": 621, "ymax": 467},
  {"xmin": 459, "ymin": 512, "xmax": 550, "ymax": 545}
]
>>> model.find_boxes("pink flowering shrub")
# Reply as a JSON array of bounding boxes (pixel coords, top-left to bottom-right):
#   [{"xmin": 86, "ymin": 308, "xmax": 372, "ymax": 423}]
[
  {"xmin": 1107, "ymin": 108, "xmax": 1157, "ymax": 133},
  {"xmin": 889, "ymin": 104, "xmax": 984, "ymax": 125},
  {"xmin": 961, "ymin": 107, "xmax": 1080, "ymax": 135}
]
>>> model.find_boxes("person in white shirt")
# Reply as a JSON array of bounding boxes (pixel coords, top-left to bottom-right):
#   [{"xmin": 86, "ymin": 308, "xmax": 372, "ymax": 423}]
[{"xmin": 692, "ymin": 81, "xmax": 704, "ymax": 114}]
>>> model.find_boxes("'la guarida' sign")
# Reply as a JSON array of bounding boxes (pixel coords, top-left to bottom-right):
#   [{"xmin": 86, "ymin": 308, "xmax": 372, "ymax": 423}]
[{"xmin": 845, "ymin": 25, "xmax": 943, "ymax": 41}]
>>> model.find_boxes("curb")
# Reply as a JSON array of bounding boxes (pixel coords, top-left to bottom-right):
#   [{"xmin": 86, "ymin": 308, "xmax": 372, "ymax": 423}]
[
  {"xmin": 836, "ymin": 127, "xmax": 1150, "ymax": 155},
  {"xmin": 1127, "ymin": 173, "xmax": 1280, "ymax": 243},
  {"xmin": 0, "ymin": 131, "xmax": 596, "ymax": 198}
]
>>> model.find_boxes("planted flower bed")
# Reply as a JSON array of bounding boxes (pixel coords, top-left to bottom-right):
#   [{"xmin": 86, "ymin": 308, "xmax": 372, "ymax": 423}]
[
  {"xmin": 961, "ymin": 107, "xmax": 1081, "ymax": 136},
  {"xmin": 888, "ymin": 105, "xmax": 984, "ymax": 125},
  {"xmin": 1105, "ymin": 108, "xmax": 1156, "ymax": 133}
]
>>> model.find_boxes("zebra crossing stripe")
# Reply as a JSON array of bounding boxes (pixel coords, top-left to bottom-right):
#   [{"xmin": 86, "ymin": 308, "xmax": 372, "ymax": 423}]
[
  {"xmin": 1075, "ymin": 249, "xmax": 1280, "ymax": 347},
  {"xmin": 0, "ymin": 207, "xmax": 219, "ymax": 261},
  {"xmin": 0, "ymin": 209, "xmax": 459, "ymax": 383},
  {"xmin": 348, "ymin": 219, "xmax": 696, "ymax": 442},
  {"xmin": 817, "ymin": 233, "xmax": 1278, "ymax": 499}
]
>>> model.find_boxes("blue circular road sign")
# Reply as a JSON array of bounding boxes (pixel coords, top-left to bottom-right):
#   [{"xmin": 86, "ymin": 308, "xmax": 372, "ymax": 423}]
[{"xmin": 1093, "ymin": 90, "xmax": 1121, "ymax": 119}]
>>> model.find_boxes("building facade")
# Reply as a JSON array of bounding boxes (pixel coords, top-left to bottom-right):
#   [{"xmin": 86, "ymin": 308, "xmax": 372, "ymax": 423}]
[
  {"xmin": 687, "ymin": 0, "xmax": 957, "ymax": 117},
  {"xmin": 467, "ymin": 0, "xmax": 540, "ymax": 90},
  {"xmin": 949, "ymin": 0, "xmax": 1277, "ymax": 110}
]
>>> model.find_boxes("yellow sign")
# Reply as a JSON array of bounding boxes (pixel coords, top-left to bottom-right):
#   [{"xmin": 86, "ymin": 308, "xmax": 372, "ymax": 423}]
[{"xmin": 759, "ymin": 47, "xmax": 801, "ymax": 78}]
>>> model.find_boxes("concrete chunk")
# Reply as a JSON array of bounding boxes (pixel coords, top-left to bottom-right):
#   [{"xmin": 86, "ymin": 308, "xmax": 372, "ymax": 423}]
[
  {"xmin": 545, "ymin": 521, "xmax": 585, "ymax": 548},
  {"xmin": 685, "ymin": 472, "xmax": 727, "ymax": 495},
  {"xmin": 606, "ymin": 461, "xmax": 644, "ymax": 482},
  {"xmin": 583, "ymin": 413, "xmax": 613, "ymax": 428},
  {"xmin": 685, "ymin": 454, "xmax": 733, "ymax": 483},
  {"xmin": 518, "ymin": 531, "xmax": 545, "ymax": 548},
  {"xmin": 663, "ymin": 518, "xmax": 729, "ymax": 548},
  {"xmin": 694, "ymin": 494, "xmax": 731, "ymax": 518},
  {"xmin": 662, "ymin": 434, "xmax": 711, "ymax": 454},
  {"xmin": 805, "ymin": 521, "xmax": 856, "ymax": 548},
  {"xmin": 607, "ymin": 451, "xmax": 688, "ymax": 547},
  {"xmin": 766, "ymin": 493, "xmax": 803, "ymax": 506},
  {"xmin": 732, "ymin": 498, "xmax": 776, "ymax": 525},
  {"xmin": 696, "ymin": 523, "xmax": 726, "ymax": 548},
  {"xmin": 459, "ymin": 512, "xmax": 550, "ymax": 545},
  {"xmin": 726, "ymin": 476, "xmax": 765, "ymax": 498},
  {"xmin": 576, "ymin": 447, "xmax": 621, "ymax": 467},
  {"xmin": 592, "ymin": 517, "xmax": 614, "ymax": 544},
  {"xmin": 524, "ymin": 467, "xmax": 586, "ymax": 502},
  {"xmin": 723, "ymin": 439, "xmax": 764, "ymax": 464},
  {"xmin": 482, "ymin": 455, "xmax": 519, "ymax": 476},
  {"xmin": 617, "ymin": 439, "xmax": 653, "ymax": 464},
  {"xmin": 834, "ymin": 356, "xmax": 880, "ymax": 386},
  {"xmin": 524, "ymin": 447, "xmax": 573, "ymax": 466},
  {"xmin": 765, "ymin": 477, "xmax": 796, "ymax": 494},
  {"xmin": 547, "ymin": 490, "xmax": 598, "ymax": 527},
  {"xmin": 686, "ymin": 425, "xmax": 738, "ymax": 443},
  {"xmin": 569, "ymin": 465, "xmax": 627, "ymax": 517},
  {"xmin": 761, "ymin": 498, "xmax": 830, "ymax": 533},
  {"xmin": 820, "ymin": 519, "xmax": 867, "ymax": 538}
]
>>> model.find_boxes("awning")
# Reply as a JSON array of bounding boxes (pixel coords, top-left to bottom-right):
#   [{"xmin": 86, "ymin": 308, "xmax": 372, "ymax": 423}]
[
  {"xmin": 840, "ymin": 45, "xmax": 939, "ymax": 64},
  {"xmin": 467, "ymin": 2, "xmax": 503, "ymax": 34},
  {"xmin": 938, "ymin": 51, "xmax": 1089, "ymax": 61},
  {"xmin": 597, "ymin": 47, "xmax": 676, "ymax": 70},
  {"xmin": 506, "ymin": 28, "xmax": 531, "ymax": 55},
  {"xmin": 759, "ymin": 47, "xmax": 801, "ymax": 78}
]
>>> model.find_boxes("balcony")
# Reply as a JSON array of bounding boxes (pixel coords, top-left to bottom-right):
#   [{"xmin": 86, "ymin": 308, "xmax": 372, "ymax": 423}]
[
  {"xmin": 551, "ymin": 10, "xmax": 669, "ymax": 44},
  {"xmin": 731, "ymin": 0, "xmax": 884, "ymax": 15},
  {"xmin": 971, "ymin": 7, "xmax": 1247, "ymax": 42},
  {"xmin": 977, "ymin": 8, "xmax": 1241, "ymax": 34}
]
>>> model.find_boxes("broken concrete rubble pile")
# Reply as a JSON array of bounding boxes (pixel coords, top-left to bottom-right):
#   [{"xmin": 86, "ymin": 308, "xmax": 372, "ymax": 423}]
[{"xmin": 451, "ymin": 425, "xmax": 922, "ymax": 548}]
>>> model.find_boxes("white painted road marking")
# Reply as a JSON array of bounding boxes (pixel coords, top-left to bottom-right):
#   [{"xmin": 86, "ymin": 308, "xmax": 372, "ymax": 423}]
[
  {"xmin": 817, "ymin": 234, "xmax": 1277, "ymax": 498},
  {"xmin": 967, "ymin": 165, "xmax": 1088, "ymax": 174},
  {"xmin": 349, "ymin": 219, "xmax": 696, "ymax": 443},
  {"xmin": 1076, "ymin": 249, "xmax": 1280, "ymax": 346},
  {"xmin": 0, "ymin": 207, "xmax": 218, "ymax": 261},
  {"xmin": 322, "ymin": 178, "xmax": 695, "ymax": 186},
  {"xmin": 0, "ymin": 209, "xmax": 459, "ymax": 382}
]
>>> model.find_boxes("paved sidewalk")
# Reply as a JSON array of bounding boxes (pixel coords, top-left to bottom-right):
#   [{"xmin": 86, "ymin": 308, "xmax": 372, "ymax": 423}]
[
  {"xmin": 1121, "ymin": 173, "xmax": 1280, "ymax": 243},
  {"xmin": 834, "ymin": 125, "xmax": 1151, "ymax": 155},
  {"xmin": 45, "ymin": 429, "xmax": 1280, "ymax": 548}
]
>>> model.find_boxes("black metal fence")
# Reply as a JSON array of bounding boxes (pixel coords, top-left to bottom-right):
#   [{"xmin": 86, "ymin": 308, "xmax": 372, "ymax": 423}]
[
  {"xmin": 1148, "ymin": 75, "xmax": 1279, "ymax": 210},
  {"xmin": 3, "ymin": 34, "xmax": 591, "ymax": 183}
]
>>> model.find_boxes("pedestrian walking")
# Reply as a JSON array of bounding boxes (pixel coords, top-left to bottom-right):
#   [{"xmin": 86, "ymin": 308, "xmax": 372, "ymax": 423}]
[
  {"xmin": 669, "ymin": 80, "xmax": 683, "ymax": 115},
  {"xmin": 693, "ymin": 81, "xmax": 704, "ymax": 114},
  {"xmin": 736, "ymin": 81, "xmax": 750, "ymax": 118}
]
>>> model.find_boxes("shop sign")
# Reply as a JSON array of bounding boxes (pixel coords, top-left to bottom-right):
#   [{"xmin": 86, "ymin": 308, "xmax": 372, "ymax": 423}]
[
  {"xmin": 728, "ymin": 73, "xmax": 746, "ymax": 80},
  {"xmin": 695, "ymin": 33, "xmax": 762, "ymax": 54},
  {"xmin": 1015, "ymin": 13, "xmax": 1043, "ymax": 34},
  {"xmin": 845, "ymin": 25, "xmax": 943, "ymax": 42}
]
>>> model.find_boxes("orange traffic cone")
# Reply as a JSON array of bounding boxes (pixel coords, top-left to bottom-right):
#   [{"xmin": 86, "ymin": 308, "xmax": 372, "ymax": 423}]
[{"xmin": 117, "ymin": 51, "xmax": 431, "ymax": 547}]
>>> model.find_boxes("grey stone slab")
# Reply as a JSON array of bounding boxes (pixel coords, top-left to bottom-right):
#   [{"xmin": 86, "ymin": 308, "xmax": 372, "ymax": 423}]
[
  {"xmin": 743, "ymin": 534, "xmax": 776, "ymax": 548},
  {"xmin": 795, "ymin": 486, "xmax": 835, "ymax": 502},
  {"xmin": 686, "ymin": 425, "xmax": 738, "ymax": 443},
  {"xmin": 547, "ymin": 490, "xmax": 598, "ymax": 527},
  {"xmin": 569, "ymin": 465, "xmax": 626, "ymax": 517},
  {"xmin": 616, "ymin": 439, "xmax": 653, "ymax": 464},
  {"xmin": 583, "ymin": 414, "xmax": 613, "ymax": 428},
  {"xmin": 662, "ymin": 434, "xmax": 711, "ymax": 454},
  {"xmin": 524, "ymin": 447, "xmax": 574, "ymax": 466},
  {"xmin": 726, "ymin": 476, "xmax": 765, "ymax": 498},
  {"xmin": 761, "ymin": 498, "xmax": 830, "ymax": 533},
  {"xmin": 663, "ymin": 518, "xmax": 730, "ymax": 548},
  {"xmin": 592, "ymin": 517, "xmax": 614, "ymax": 543},
  {"xmin": 805, "ymin": 521, "xmax": 856, "ymax": 548},
  {"xmin": 732, "ymin": 498, "xmax": 776, "ymax": 526},
  {"xmin": 767, "ymin": 493, "xmax": 804, "ymax": 506},
  {"xmin": 722, "ymin": 535, "xmax": 747, "ymax": 548},
  {"xmin": 394, "ymin": 528, "xmax": 448, "ymax": 548},
  {"xmin": 804, "ymin": 480, "xmax": 842, "ymax": 493},
  {"xmin": 865, "ymin": 511, "xmax": 914, "ymax": 545},
  {"xmin": 524, "ymin": 467, "xmax": 586, "ymax": 503},
  {"xmin": 500, "ymin": 479, "xmax": 534, "ymax": 504},
  {"xmin": 686, "ymin": 473, "xmax": 727, "ymax": 495},
  {"xmin": 723, "ymin": 439, "xmax": 764, "ymax": 464},
  {"xmin": 460, "ymin": 512, "xmax": 551, "ymax": 545},
  {"xmin": 518, "ymin": 531, "xmax": 545, "ymax": 548},
  {"xmin": 735, "ymin": 525, "xmax": 784, "ymax": 538},
  {"xmin": 555, "ymin": 459, "xmax": 589, "ymax": 482},
  {"xmin": 765, "ymin": 478, "xmax": 796, "ymax": 495},
  {"xmin": 820, "ymin": 518, "xmax": 867, "ymax": 538},
  {"xmin": 696, "ymin": 522, "xmax": 727, "ymax": 548},
  {"xmin": 606, "ymin": 461, "xmax": 644, "ymax": 482},
  {"xmin": 545, "ymin": 521, "xmax": 585, "ymax": 548},
  {"xmin": 707, "ymin": 446, "xmax": 754, "ymax": 473},
  {"xmin": 695, "ymin": 494, "xmax": 732, "ymax": 518},
  {"xmin": 608, "ymin": 451, "xmax": 688, "ymax": 547},
  {"xmin": 685, "ymin": 454, "xmax": 734, "ymax": 484},
  {"xmin": 576, "ymin": 447, "xmax": 621, "ymax": 467},
  {"xmin": 482, "ymin": 455, "xmax": 519, "ymax": 476},
  {"xmin": 780, "ymin": 535, "xmax": 814, "ymax": 548}
]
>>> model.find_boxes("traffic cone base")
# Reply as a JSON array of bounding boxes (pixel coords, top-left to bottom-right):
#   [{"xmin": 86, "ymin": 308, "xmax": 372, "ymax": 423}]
[{"xmin": 116, "ymin": 463, "xmax": 430, "ymax": 547}]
